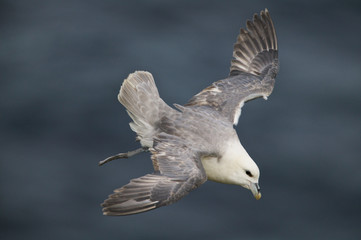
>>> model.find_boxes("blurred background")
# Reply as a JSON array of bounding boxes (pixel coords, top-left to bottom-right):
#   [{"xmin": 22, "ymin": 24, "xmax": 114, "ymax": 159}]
[{"xmin": 1, "ymin": 0, "xmax": 360, "ymax": 239}]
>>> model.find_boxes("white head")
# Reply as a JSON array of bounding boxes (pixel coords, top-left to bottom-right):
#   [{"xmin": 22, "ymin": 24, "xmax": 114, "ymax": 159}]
[{"xmin": 201, "ymin": 138, "xmax": 261, "ymax": 200}]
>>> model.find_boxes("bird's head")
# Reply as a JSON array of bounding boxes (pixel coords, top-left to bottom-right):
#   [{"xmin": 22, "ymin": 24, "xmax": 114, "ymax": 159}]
[
  {"xmin": 201, "ymin": 138, "xmax": 262, "ymax": 200},
  {"xmin": 221, "ymin": 139, "xmax": 261, "ymax": 200}
]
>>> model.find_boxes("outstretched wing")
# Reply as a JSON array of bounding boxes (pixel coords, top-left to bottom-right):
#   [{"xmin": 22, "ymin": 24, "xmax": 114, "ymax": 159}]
[
  {"xmin": 186, "ymin": 9, "xmax": 279, "ymax": 125},
  {"xmin": 101, "ymin": 133, "xmax": 206, "ymax": 216}
]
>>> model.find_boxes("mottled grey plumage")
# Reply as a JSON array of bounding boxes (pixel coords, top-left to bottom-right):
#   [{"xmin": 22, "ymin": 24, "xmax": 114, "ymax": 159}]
[
  {"xmin": 101, "ymin": 9, "xmax": 278, "ymax": 216},
  {"xmin": 102, "ymin": 134, "xmax": 207, "ymax": 215},
  {"xmin": 186, "ymin": 9, "xmax": 278, "ymax": 125}
]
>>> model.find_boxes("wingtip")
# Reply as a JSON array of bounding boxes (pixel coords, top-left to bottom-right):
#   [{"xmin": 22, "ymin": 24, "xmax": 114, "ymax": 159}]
[
  {"xmin": 261, "ymin": 7, "xmax": 270, "ymax": 14},
  {"xmin": 264, "ymin": 8, "xmax": 271, "ymax": 17},
  {"xmin": 229, "ymin": 8, "xmax": 278, "ymax": 76}
]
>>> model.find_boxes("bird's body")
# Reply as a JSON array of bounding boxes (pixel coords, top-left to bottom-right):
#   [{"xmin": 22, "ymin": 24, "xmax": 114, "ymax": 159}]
[{"xmin": 100, "ymin": 9, "xmax": 279, "ymax": 216}]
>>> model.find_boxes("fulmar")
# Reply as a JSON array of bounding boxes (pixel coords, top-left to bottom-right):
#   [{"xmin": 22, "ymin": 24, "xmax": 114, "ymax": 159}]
[{"xmin": 99, "ymin": 9, "xmax": 279, "ymax": 216}]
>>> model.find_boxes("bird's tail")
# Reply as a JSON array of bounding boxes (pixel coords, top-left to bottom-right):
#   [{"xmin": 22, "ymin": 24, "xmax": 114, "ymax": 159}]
[{"xmin": 118, "ymin": 71, "xmax": 172, "ymax": 147}]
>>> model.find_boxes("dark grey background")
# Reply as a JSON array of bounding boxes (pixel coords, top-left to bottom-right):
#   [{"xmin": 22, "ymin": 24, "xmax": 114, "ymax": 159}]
[{"xmin": 1, "ymin": 0, "xmax": 361, "ymax": 239}]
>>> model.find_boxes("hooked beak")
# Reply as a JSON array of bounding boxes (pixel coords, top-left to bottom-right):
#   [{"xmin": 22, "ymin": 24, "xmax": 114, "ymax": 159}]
[{"xmin": 250, "ymin": 182, "xmax": 261, "ymax": 200}]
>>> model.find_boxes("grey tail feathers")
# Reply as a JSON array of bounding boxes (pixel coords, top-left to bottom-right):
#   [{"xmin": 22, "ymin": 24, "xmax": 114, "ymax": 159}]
[{"xmin": 118, "ymin": 71, "xmax": 172, "ymax": 147}]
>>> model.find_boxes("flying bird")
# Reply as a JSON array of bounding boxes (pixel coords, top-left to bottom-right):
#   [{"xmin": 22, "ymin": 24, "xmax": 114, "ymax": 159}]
[{"xmin": 100, "ymin": 9, "xmax": 279, "ymax": 216}]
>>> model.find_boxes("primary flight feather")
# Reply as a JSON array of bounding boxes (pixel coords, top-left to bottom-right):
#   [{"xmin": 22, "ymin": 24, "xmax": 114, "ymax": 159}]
[{"xmin": 100, "ymin": 9, "xmax": 279, "ymax": 216}]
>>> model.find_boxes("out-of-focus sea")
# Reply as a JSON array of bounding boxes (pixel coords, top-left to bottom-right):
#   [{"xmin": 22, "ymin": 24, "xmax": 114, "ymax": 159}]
[{"xmin": 1, "ymin": 1, "xmax": 360, "ymax": 239}]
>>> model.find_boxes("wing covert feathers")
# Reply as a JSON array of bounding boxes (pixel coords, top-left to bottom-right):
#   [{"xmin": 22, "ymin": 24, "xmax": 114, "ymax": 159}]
[
  {"xmin": 186, "ymin": 9, "xmax": 279, "ymax": 125},
  {"xmin": 102, "ymin": 134, "xmax": 206, "ymax": 216}
]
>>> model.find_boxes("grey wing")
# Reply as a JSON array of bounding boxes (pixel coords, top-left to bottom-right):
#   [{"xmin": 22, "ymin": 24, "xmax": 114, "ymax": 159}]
[
  {"xmin": 186, "ymin": 9, "xmax": 279, "ymax": 125},
  {"xmin": 101, "ymin": 133, "xmax": 206, "ymax": 216}
]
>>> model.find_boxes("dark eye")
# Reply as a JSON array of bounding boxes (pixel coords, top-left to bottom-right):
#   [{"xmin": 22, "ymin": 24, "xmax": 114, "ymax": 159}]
[{"xmin": 245, "ymin": 170, "xmax": 253, "ymax": 177}]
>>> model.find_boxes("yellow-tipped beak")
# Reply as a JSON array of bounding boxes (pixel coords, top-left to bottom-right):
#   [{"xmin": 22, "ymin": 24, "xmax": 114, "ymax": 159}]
[{"xmin": 254, "ymin": 192, "xmax": 262, "ymax": 200}]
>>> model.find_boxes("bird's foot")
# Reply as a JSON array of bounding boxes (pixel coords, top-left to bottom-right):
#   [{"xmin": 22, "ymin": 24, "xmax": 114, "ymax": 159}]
[{"xmin": 99, "ymin": 147, "xmax": 147, "ymax": 166}]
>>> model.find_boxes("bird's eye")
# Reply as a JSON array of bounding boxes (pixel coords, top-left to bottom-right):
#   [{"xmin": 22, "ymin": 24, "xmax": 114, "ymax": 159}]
[{"xmin": 245, "ymin": 170, "xmax": 253, "ymax": 177}]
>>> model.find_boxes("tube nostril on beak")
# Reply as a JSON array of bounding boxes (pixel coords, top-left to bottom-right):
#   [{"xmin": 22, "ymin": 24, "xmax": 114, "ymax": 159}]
[{"xmin": 255, "ymin": 183, "xmax": 261, "ymax": 192}]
